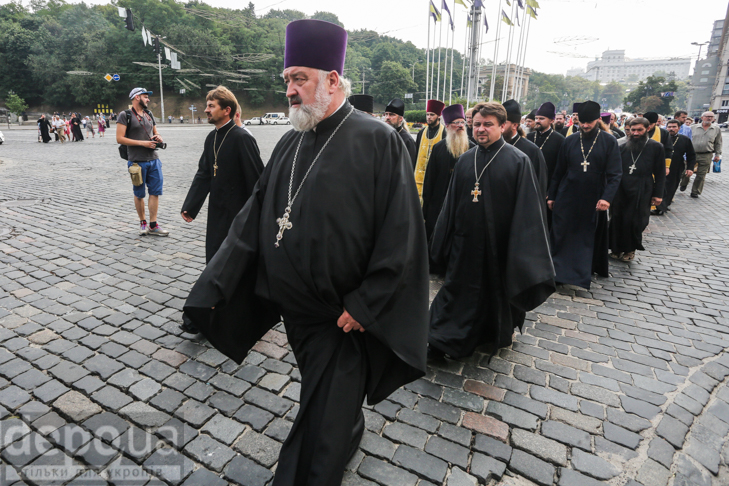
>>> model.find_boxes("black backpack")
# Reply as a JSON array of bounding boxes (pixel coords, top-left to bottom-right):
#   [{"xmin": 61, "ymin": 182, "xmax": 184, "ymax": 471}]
[{"xmin": 118, "ymin": 108, "xmax": 154, "ymax": 160}]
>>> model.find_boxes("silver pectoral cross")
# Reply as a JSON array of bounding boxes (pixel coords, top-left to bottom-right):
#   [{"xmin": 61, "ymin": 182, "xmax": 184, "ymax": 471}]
[
  {"xmin": 629, "ymin": 163, "xmax": 637, "ymax": 175},
  {"xmin": 581, "ymin": 160, "xmax": 590, "ymax": 172},
  {"xmin": 275, "ymin": 207, "xmax": 292, "ymax": 248},
  {"xmin": 471, "ymin": 183, "xmax": 482, "ymax": 203}
]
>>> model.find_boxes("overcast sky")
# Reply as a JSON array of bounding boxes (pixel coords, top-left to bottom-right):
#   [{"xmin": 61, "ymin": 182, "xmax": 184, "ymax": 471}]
[{"xmin": 10, "ymin": 0, "xmax": 729, "ymax": 75}]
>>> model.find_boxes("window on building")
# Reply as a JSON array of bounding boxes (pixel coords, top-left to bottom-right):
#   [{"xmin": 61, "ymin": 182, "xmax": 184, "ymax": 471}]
[
  {"xmin": 700, "ymin": 78, "xmax": 709, "ymax": 82},
  {"xmin": 723, "ymin": 100, "xmax": 729, "ymax": 107},
  {"xmin": 701, "ymin": 71, "xmax": 710, "ymax": 75}
]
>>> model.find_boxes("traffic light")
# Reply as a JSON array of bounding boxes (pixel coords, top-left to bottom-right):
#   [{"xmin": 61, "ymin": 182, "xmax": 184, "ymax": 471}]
[
  {"xmin": 125, "ymin": 8, "xmax": 134, "ymax": 31},
  {"xmin": 153, "ymin": 37, "xmax": 161, "ymax": 55}
]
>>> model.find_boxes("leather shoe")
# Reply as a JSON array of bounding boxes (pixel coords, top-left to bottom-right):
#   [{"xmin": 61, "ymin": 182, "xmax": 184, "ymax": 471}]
[
  {"xmin": 179, "ymin": 317, "xmax": 199, "ymax": 334},
  {"xmin": 650, "ymin": 209, "xmax": 664, "ymax": 216},
  {"xmin": 679, "ymin": 185, "xmax": 687, "ymax": 192},
  {"xmin": 690, "ymin": 193, "xmax": 699, "ymax": 198}
]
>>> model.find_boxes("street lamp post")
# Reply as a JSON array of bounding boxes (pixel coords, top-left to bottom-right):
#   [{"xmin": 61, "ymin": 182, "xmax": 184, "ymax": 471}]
[{"xmin": 691, "ymin": 41, "xmax": 709, "ymax": 61}]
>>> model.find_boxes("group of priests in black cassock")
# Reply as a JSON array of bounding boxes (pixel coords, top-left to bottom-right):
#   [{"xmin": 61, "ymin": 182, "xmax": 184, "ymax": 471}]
[{"xmin": 176, "ymin": 18, "xmax": 662, "ymax": 481}]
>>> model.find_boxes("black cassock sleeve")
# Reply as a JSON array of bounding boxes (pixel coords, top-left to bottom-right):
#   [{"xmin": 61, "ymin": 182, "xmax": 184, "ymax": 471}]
[
  {"xmin": 183, "ymin": 160, "xmax": 280, "ymax": 363},
  {"xmin": 685, "ymin": 137, "xmax": 696, "ymax": 169},
  {"xmin": 429, "ymin": 158, "xmax": 459, "ymax": 268},
  {"xmin": 421, "ymin": 146, "xmax": 440, "ymax": 221},
  {"xmin": 652, "ymin": 145, "xmax": 667, "ymax": 198},
  {"xmin": 181, "ymin": 150, "xmax": 211, "ymax": 220},
  {"xmin": 660, "ymin": 128, "xmax": 673, "ymax": 164},
  {"xmin": 548, "ymin": 142, "xmax": 569, "ymax": 201},
  {"xmin": 237, "ymin": 132, "xmax": 264, "ymax": 198},
  {"xmin": 599, "ymin": 135, "xmax": 623, "ymax": 204}
]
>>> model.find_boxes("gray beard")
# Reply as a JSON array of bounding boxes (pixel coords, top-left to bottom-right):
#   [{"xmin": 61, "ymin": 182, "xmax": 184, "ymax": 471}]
[
  {"xmin": 445, "ymin": 129, "xmax": 469, "ymax": 158},
  {"xmin": 289, "ymin": 83, "xmax": 332, "ymax": 132}
]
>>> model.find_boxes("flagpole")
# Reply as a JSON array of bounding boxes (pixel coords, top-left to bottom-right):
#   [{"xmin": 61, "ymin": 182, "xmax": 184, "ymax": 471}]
[
  {"xmin": 431, "ymin": 14, "xmax": 438, "ymax": 101},
  {"xmin": 460, "ymin": 15, "xmax": 469, "ymax": 100},
  {"xmin": 426, "ymin": 2, "xmax": 431, "ymax": 103},
  {"xmin": 489, "ymin": 0, "xmax": 503, "ymax": 101},
  {"xmin": 437, "ymin": 14, "xmax": 443, "ymax": 101},
  {"xmin": 449, "ymin": 0, "xmax": 455, "ymax": 105},
  {"xmin": 517, "ymin": 12, "xmax": 532, "ymax": 102},
  {"xmin": 465, "ymin": 4, "xmax": 473, "ymax": 107},
  {"xmin": 474, "ymin": 12, "xmax": 484, "ymax": 102},
  {"xmin": 441, "ymin": 16, "xmax": 449, "ymax": 101},
  {"xmin": 501, "ymin": 1, "xmax": 516, "ymax": 101},
  {"xmin": 511, "ymin": 6, "xmax": 526, "ymax": 99}
]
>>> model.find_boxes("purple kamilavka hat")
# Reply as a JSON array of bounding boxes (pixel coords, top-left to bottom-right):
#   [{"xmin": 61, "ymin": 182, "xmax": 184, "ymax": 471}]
[
  {"xmin": 442, "ymin": 104, "xmax": 465, "ymax": 125},
  {"xmin": 284, "ymin": 20, "xmax": 348, "ymax": 75}
]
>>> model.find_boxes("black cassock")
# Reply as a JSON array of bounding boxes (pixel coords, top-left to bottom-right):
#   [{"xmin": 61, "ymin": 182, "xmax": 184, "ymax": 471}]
[
  {"xmin": 649, "ymin": 126, "xmax": 673, "ymax": 163},
  {"xmin": 657, "ymin": 133, "xmax": 695, "ymax": 212},
  {"xmin": 422, "ymin": 139, "xmax": 475, "ymax": 241},
  {"xmin": 71, "ymin": 117, "xmax": 84, "ymax": 141},
  {"xmin": 506, "ymin": 134, "xmax": 548, "ymax": 198},
  {"xmin": 528, "ymin": 128, "xmax": 565, "ymax": 229},
  {"xmin": 395, "ymin": 123, "xmax": 417, "ymax": 169},
  {"xmin": 181, "ymin": 121, "xmax": 264, "ymax": 262},
  {"xmin": 549, "ymin": 130, "xmax": 622, "ymax": 289},
  {"xmin": 183, "ymin": 102, "xmax": 429, "ymax": 486},
  {"xmin": 609, "ymin": 139, "xmax": 666, "ymax": 253},
  {"xmin": 38, "ymin": 118, "xmax": 52, "ymax": 143},
  {"xmin": 429, "ymin": 139, "xmax": 555, "ymax": 358}
]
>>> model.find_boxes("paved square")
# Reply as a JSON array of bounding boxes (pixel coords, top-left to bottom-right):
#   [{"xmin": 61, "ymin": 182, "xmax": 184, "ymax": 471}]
[{"xmin": 0, "ymin": 125, "xmax": 728, "ymax": 485}]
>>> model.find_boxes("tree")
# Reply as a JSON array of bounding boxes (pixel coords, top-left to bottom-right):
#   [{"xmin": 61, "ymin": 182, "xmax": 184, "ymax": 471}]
[
  {"xmin": 369, "ymin": 61, "xmax": 416, "ymax": 104},
  {"xmin": 623, "ymin": 75, "xmax": 676, "ymax": 114},
  {"xmin": 600, "ymin": 81, "xmax": 625, "ymax": 109},
  {"xmin": 5, "ymin": 91, "xmax": 28, "ymax": 124},
  {"xmin": 310, "ymin": 11, "xmax": 343, "ymax": 27}
]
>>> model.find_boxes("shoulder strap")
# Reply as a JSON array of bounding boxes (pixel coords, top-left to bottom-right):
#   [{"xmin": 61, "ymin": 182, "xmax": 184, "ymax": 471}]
[{"xmin": 124, "ymin": 109, "xmax": 132, "ymax": 137}]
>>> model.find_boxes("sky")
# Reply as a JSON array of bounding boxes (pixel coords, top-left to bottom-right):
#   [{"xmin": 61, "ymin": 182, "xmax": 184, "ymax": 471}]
[{"xmin": 8, "ymin": 0, "xmax": 729, "ymax": 76}]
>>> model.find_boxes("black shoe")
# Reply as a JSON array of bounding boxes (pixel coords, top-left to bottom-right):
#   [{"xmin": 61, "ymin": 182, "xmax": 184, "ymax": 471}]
[
  {"xmin": 179, "ymin": 317, "xmax": 199, "ymax": 334},
  {"xmin": 679, "ymin": 185, "xmax": 687, "ymax": 192},
  {"xmin": 666, "ymin": 207, "xmax": 672, "ymax": 211},
  {"xmin": 690, "ymin": 193, "xmax": 699, "ymax": 198},
  {"xmin": 427, "ymin": 345, "xmax": 447, "ymax": 361},
  {"xmin": 650, "ymin": 209, "xmax": 664, "ymax": 216}
]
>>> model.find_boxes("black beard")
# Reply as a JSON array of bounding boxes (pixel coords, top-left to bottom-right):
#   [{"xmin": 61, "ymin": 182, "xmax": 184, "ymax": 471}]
[
  {"xmin": 626, "ymin": 134, "xmax": 648, "ymax": 150},
  {"xmin": 428, "ymin": 120, "xmax": 439, "ymax": 127},
  {"xmin": 554, "ymin": 122, "xmax": 564, "ymax": 130},
  {"xmin": 580, "ymin": 125, "xmax": 597, "ymax": 137}
]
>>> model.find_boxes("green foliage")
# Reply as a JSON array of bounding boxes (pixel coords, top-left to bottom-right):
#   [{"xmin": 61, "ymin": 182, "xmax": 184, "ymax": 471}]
[
  {"xmin": 310, "ymin": 11, "xmax": 343, "ymax": 27},
  {"xmin": 369, "ymin": 61, "xmax": 416, "ymax": 105},
  {"xmin": 5, "ymin": 91, "xmax": 28, "ymax": 117},
  {"xmin": 623, "ymin": 75, "xmax": 676, "ymax": 114},
  {"xmin": 404, "ymin": 110, "xmax": 426, "ymax": 123}
]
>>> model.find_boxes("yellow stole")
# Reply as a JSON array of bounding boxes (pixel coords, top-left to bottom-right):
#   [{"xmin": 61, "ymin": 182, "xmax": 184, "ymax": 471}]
[
  {"xmin": 566, "ymin": 124, "xmax": 577, "ymax": 137},
  {"xmin": 651, "ymin": 127, "xmax": 671, "ymax": 168},
  {"xmin": 414, "ymin": 124, "xmax": 445, "ymax": 201}
]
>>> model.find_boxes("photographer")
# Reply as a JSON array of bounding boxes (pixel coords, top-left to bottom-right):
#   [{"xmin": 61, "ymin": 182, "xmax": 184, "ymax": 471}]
[{"xmin": 116, "ymin": 87, "xmax": 169, "ymax": 236}]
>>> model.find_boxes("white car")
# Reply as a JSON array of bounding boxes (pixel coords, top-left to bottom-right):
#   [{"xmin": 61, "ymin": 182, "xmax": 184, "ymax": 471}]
[
  {"xmin": 0, "ymin": 131, "xmax": 4, "ymax": 144},
  {"xmin": 272, "ymin": 117, "xmax": 291, "ymax": 125},
  {"xmin": 244, "ymin": 117, "xmax": 263, "ymax": 125}
]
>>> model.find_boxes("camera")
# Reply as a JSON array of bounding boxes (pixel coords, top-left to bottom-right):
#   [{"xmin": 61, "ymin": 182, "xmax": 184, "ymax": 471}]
[{"xmin": 155, "ymin": 142, "xmax": 167, "ymax": 149}]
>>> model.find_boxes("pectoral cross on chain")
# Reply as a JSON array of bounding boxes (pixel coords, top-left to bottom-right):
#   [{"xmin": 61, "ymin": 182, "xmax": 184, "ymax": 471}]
[
  {"xmin": 581, "ymin": 160, "xmax": 590, "ymax": 172},
  {"xmin": 471, "ymin": 183, "xmax": 482, "ymax": 203},
  {"xmin": 274, "ymin": 207, "xmax": 292, "ymax": 248},
  {"xmin": 629, "ymin": 163, "xmax": 637, "ymax": 175}
]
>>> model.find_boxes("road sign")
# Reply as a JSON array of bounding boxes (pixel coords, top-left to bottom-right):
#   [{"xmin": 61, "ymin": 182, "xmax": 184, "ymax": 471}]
[
  {"xmin": 104, "ymin": 74, "xmax": 112, "ymax": 82},
  {"xmin": 112, "ymin": 74, "xmax": 120, "ymax": 81},
  {"xmin": 404, "ymin": 93, "xmax": 413, "ymax": 99},
  {"xmin": 189, "ymin": 105, "xmax": 197, "ymax": 111}
]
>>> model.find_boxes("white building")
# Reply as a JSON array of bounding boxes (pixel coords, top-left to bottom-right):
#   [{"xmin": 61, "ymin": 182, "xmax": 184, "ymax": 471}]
[{"xmin": 580, "ymin": 50, "xmax": 691, "ymax": 83}]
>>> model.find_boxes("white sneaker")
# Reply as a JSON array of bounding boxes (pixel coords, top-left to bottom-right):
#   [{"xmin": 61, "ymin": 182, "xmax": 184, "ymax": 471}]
[
  {"xmin": 148, "ymin": 224, "xmax": 169, "ymax": 237},
  {"xmin": 139, "ymin": 221, "xmax": 149, "ymax": 236}
]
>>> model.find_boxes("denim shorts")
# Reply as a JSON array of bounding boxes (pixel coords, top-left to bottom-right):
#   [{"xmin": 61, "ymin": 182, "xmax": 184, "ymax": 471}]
[{"xmin": 128, "ymin": 159, "xmax": 163, "ymax": 198}]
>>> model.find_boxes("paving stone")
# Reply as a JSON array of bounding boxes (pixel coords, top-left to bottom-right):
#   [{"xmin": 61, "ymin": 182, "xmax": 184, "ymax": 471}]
[
  {"xmin": 392, "ymin": 445, "xmax": 448, "ymax": 483},
  {"xmin": 473, "ymin": 434, "xmax": 512, "ymax": 462},
  {"xmin": 531, "ymin": 385, "xmax": 579, "ymax": 411},
  {"xmin": 417, "ymin": 397, "xmax": 461, "ymax": 423},
  {"xmin": 91, "ymin": 386, "xmax": 133, "ymax": 411},
  {"xmin": 117, "ymin": 425, "xmax": 156, "ymax": 461},
  {"xmin": 84, "ymin": 354, "xmax": 125, "ymax": 379},
  {"xmin": 32, "ymin": 412, "xmax": 66, "ymax": 435},
  {"xmin": 674, "ymin": 452, "xmax": 712, "ymax": 486},
  {"xmin": 635, "ymin": 459, "xmax": 671, "ymax": 486},
  {"xmin": 398, "ymin": 408, "xmax": 439, "ymax": 433},
  {"xmin": 570, "ymin": 448, "xmax": 620, "ymax": 480},
  {"xmin": 437, "ymin": 423, "xmax": 471, "ymax": 446},
  {"xmin": 149, "ymin": 388, "xmax": 185, "ymax": 413},
  {"xmin": 129, "ymin": 378, "xmax": 162, "ymax": 402},
  {"xmin": 243, "ymin": 387, "xmax": 293, "ymax": 417},
  {"xmin": 510, "ymin": 428, "xmax": 567, "ymax": 466},
  {"xmin": 144, "ymin": 447, "xmax": 195, "ymax": 485},
  {"xmin": 374, "ymin": 400, "xmax": 401, "ymax": 420},
  {"xmin": 442, "ymin": 388, "xmax": 484, "ymax": 412},
  {"xmin": 558, "ymin": 468, "xmax": 607, "ymax": 486},
  {"xmin": 607, "ymin": 408, "xmax": 651, "ymax": 432},
  {"xmin": 509, "ymin": 449, "xmax": 555, "ymax": 486},
  {"xmin": 49, "ymin": 423, "xmax": 92, "ymax": 454},
  {"xmin": 234, "ymin": 404, "xmax": 274, "ymax": 431},
  {"xmin": 53, "ymin": 391, "xmax": 101, "ymax": 422},
  {"xmin": 462, "ymin": 412, "xmax": 509, "ymax": 442},
  {"xmin": 83, "ymin": 411, "xmax": 129, "ymax": 441},
  {"xmin": 157, "ymin": 417, "xmax": 199, "ymax": 449},
  {"xmin": 383, "ymin": 422, "xmax": 429, "ymax": 449},
  {"xmin": 0, "ymin": 385, "xmax": 32, "ymax": 410},
  {"xmin": 358, "ymin": 456, "xmax": 418, "ymax": 486},
  {"xmin": 174, "ymin": 399, "xmax": 215, "ymax": 428},
  {"xmin": 684, "ymin": 437, "xmax": 720, "ymax": 475},
  {"xmin": 424, "ymin": 435, "xmax": 469, "ymax": 468},
  {"xmin": 120, "ymin": 401, "xmax": 171, "ymax": 428},
  {"xmin": 501, "ymin": 392, "xmax": 548, "ymax": 419},
  {"xmin": 656, "ymin": 415, "xmax": 689, "ymax": 449},
  {"xmin": 32, "ymin": 380, "xmax": 69, "ymax": 403},
  {"xmin": 463, "ymin": 380, "xmax": 505, "ymax": 401},
  {"xmin": 707, "ymin": 399, "xmax": 729, "ymax": 424},
  {"xmin": 222, "ymin": 455, "xmax": 274, "ymax": 486},
  {"xmin": 446, "ymin": 467, "xmax": 478, "ymax": 486},
  {"xmin": 184, "ymin": 434, "xmax": 236, "ymax": 472},
  {"xmin": 47, "ymin": 360, "xmax": 89, "ymax": 385},
  {"xmin": 541, "ymin": 420, "xmax": 591, "ymax": 451},
  {"xmin": 207, "ymin": 391, "xmax": 243, "ymax": 417},
  {"xmin": 470, "ymin": 452, "xmax": 506, "ymax": 483},
  {"xmin": 619, "ymin": 395, "xmax": 662, "ymax": 420},
  {"xmin": 180, "ymin": 468, "xmax": 227, "ymax": 486},
  {"xmin": 486, "ymin": 401, "xmax": 538, "ymax": 430},
  {"xmin": 603, "ymin": 422, "xmax": 642, "ymax": 450},
  {"xmin": 666, "ymin": 403, "xmax": 695, "ymax": 426},
  {"xmin": 570, "ymin": 383, "xmax": 620, "ymax": 407}
]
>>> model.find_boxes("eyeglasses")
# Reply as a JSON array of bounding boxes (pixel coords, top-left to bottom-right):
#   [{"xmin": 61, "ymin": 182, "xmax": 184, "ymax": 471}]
[{"xmin": 450, "ymin": 121, "xmax": 466, "ymax": 126}]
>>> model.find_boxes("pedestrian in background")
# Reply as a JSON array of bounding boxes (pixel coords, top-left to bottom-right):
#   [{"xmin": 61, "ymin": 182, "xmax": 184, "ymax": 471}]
[{"xmin": 681, "ymin": 111, "xmax": 722, "ymax": 199}]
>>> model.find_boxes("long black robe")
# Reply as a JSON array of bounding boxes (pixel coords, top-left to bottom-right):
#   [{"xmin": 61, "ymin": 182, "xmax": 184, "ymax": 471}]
[
  {"xmin": 422, "ymin": 138, "xmax": 475, "ymax": 242},
  {"xmin": 394, "ymin": 122, "xmax": 417, "ymax": 169},
  {"xmin": 649, "ymin": 126, "xmax": 673, "ymax": 163},
  {"xmin": 183, "ymin": 101, "xmax": 429, "ymax": 486},
  {"xmin": 527, "ymin": 128, "xmax": 565, "ymax": 185},
  {"xmin": 429, "ymin": 139, "xmax": 555, "ymax": 358},
  {"xmin": 71, "ymin": 117, "xmax": 84, "ymax": 142},
  {"xmin": 415, "ymin": 123, "xmax": 443, "ymax": 157},
  {"xmin": 505, "ymin": 134, "xmax": 549, "ymax": 198},
  {"xmin": 548, "ymin": 129, "xmax": 622, "ymax": 289},
  {"xmin": 38, "ymin": 117, "xmax": 52, "ymax": 143},
  {"xmin": 657, "ymin": 134, "xmax": 695, "ymax": 212},
  {"xmin": 609, "ymin": 139, "xmax": 666, "ymax": 253},
  {"xmin": 181, "ymin": 121, "xmax": 264, "ymax": 262}
]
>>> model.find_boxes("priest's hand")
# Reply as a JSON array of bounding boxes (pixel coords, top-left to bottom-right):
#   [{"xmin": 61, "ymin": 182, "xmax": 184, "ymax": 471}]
[
  {"xmin": 596, "ymin": 199, "xmax": 610, "ymax": 211},
  {"xmin": 547, "ymin": 200, "xmax": 554, "ymax": 210},
  {"xmin": 651, "ymin": 197, "xmax": 662, "ymax": 206},
  {"xmin": 665, "ymin": 168, "xmax": 670, "ymax": 176},
  {"xmin": 181, "ymin": 211, "xmax": 193, "ymax": 223},
  {"xmin": 686, "ymin": 170, "xmax": 694, "ymax": 177},
  {"xmin": 337, "ymin": 309, "xmax": 365, "ymax": 333}
]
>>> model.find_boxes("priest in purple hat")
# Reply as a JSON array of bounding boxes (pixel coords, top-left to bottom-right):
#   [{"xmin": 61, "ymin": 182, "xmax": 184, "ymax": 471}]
[
  {"xmin": 182, "ymin": 19, "xmax": 429, "ymax": 486},
  {"xmin": 422, "ymin": 103, "xmax": 475, "ymax": 245}
]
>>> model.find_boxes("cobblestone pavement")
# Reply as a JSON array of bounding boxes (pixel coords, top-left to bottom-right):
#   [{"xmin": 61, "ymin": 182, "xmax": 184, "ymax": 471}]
[{"xmin": 0, "ymin": 126, "xmax": 728, "ymax": 486}]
